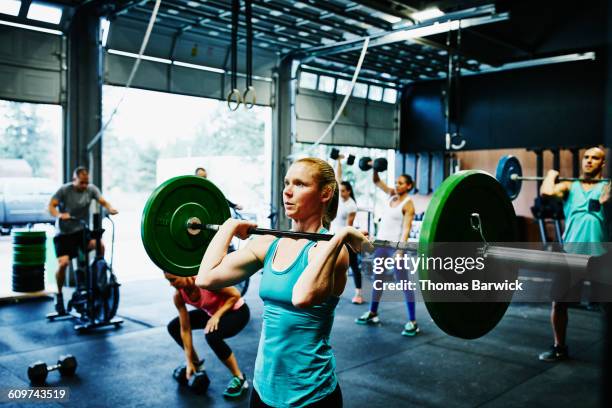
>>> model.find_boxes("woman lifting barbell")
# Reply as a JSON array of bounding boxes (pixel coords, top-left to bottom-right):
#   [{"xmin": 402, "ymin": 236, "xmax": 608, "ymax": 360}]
[
  {"xmin": 355, "ymin": 170, "xmax": 421, "ymax": 337},
  {"xmin": 196, "ymin": 157, "xmax": 370, "ymax": 407},
  {"xmin": 165, "ymin": 272, "xmax": 250, "ymax": 398}
]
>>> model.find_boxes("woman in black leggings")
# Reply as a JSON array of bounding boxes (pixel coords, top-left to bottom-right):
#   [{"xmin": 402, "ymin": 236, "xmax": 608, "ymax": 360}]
[{"xmin": 165, "ymin": 272, "xmax": 250, "ymax": 398}]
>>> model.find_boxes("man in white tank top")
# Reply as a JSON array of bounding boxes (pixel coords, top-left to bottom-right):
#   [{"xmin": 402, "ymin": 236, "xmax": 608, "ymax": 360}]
[{"xmin": 355, "ymin": 169, "xmax": 420, "ymax": 336}]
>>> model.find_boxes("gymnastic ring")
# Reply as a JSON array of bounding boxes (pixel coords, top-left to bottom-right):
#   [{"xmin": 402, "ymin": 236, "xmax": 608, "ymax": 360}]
[
  {"xmin": 226, "ymin": 88, "xmax": 242, "ymax": 111},
  {"xmin": 242, "ymin": 86, "xmax": 257, "ymax": 109}
]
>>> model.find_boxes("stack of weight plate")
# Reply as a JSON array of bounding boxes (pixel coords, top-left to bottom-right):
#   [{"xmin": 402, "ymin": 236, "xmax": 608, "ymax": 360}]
[{"xmin": 12, "ymin": 231, "xmax": 46, "ymax": 292}]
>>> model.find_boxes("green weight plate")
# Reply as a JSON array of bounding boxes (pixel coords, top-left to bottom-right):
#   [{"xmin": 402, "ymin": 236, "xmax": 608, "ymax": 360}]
[
  {"xmin": 13, "ymin": 252, "xmax": 46, "ymax": 257},
  {"xmin": 13, "ymin": 236, "xmax": 46, "ymax": 245},
  {"xmin": 13, "ymin": 244, "xmax": 46, "ymax": 252},
  {"xmin": 13, "ymin": 257, "xmax": 46, "ymax": 265},
  {"xmin": 12, "ymin": 231, "xmax": 47, "ymax": 238},
  {"xmin": 13, "ymin": 260, "xmax": 45, "ymax": 267},
  {"xmin": 419, "ymin": 170, "xmax": 519, "ymax": 339},
  {"xmin": 141, "ymin": 176, "xmax": 231, "ymax": 277},
  {"xmin": 13, "ymin": 252, "xmax": 45, "ymax": 260}
]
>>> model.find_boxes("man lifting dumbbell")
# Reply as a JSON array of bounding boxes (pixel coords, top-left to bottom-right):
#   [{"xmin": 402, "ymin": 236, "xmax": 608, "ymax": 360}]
[
  {"xmin": 539, "ymin": 146, "xmax": 610, "ymax": 362},
  {"xmin": 355, "ymin": 164, "xmax": 420, "ymax": 337},
  {"xmin": 48, "ymin": 167, "xmax": 118, "ymax": 315}
]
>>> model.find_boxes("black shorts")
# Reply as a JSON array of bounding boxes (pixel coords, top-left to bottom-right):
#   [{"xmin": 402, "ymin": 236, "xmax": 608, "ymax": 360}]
[{"xmin": 54, "ymin": 230, "xmax": 89, "ymax": 259}]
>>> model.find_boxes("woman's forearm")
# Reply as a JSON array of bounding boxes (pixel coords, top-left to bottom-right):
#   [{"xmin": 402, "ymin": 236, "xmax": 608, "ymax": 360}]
[
  {"xmin": 180, "ymin": 328, "xmax": 196, "ymax": 362},
  {"xmin": 212, "ymin": 296, "xmax": 238, "ymax": 319}
]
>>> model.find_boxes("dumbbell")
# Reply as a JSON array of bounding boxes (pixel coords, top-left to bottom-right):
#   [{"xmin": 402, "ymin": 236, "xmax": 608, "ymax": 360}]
[
  {"xmin": 358, "ymin": 157, "xmax": 388, "ymax": 172},
  {"xmin": 27, "ymin": 355, "xmax": 77, "ymax": 385},
  {"xmin": 173, "ymin": 362, "xmax": 210, "ymax": 394},
  {"xmin": 330, "ymin": 148, "xmax": 355, "ymax": 165}
]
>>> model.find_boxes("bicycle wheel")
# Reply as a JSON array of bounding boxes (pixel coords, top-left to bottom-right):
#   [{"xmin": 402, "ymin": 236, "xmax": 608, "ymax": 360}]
[{"xmin": 91, "ymin": 258, "xmax": 120, "ymax": 322}]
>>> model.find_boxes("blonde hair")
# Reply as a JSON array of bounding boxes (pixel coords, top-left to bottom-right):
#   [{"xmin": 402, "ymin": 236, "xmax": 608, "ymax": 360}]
[{"xmin": 294, "ymin": 157, "xmax": 339, "ymax": 229}]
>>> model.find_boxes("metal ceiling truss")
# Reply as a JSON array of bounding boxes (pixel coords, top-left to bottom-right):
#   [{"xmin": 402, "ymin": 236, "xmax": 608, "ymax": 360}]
[{"xmin": 106, "ymin": 0, "xmax": 513, "ymax": 85}]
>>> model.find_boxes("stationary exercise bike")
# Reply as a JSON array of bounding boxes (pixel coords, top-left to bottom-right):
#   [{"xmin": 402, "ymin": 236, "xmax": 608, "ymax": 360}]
[{"xmin": 47, "ymin": 205, "xmax": 123, "ymax": 332}]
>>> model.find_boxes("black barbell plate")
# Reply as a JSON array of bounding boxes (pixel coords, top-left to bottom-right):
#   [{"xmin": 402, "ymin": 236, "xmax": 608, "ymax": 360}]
[
  {"xmin": 496, "ymin": 155, "xmax": 522, "ymax": 200},
  {"xmin": 419, "ymin": 170, "xmax": 519, "ymax": 339},
  {"xmin": 141, "ymin": 176, "xmax": 231, "ymax": 277}
]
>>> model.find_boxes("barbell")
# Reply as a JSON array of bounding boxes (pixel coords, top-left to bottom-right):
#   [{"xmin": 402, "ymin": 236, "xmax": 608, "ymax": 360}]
[
  {"xmin": 141, "ymin": 173, "xmax": 607, "ymax": 340},
  {"xmin": 496, "ymin": 155, "xmax": 611, "ymax": 200}
]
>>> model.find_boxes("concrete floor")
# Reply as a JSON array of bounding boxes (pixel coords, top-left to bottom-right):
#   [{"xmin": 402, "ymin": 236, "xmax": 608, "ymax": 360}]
[{"xmin": 0, "ymin": 274, "xmax": 605, "ymax": 408}]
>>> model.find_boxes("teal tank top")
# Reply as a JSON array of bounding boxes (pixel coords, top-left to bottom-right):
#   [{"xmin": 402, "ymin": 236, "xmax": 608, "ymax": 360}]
[
  {"xmin": 254, "ymin": 233, "xmax": 339, "ymax": 408},
  {"xmin": 563, "ymin": 181, "xmax": 609, "ymax": 255}
]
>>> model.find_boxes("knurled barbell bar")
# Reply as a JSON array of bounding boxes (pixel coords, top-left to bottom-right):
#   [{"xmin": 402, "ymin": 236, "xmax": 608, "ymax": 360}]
[
  {"xmin": 141, "ymin": 173, "xmax": 608, "ymax": 340},
  {"xmin": 496, "ymin": 155, "xmax": 610, "ymax": 200}
]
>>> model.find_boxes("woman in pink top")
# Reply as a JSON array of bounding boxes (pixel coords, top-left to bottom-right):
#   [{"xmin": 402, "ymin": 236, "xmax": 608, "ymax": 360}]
[{"xmin": 165, "ymin": 272, "xmax": 250, "ymax": 398}]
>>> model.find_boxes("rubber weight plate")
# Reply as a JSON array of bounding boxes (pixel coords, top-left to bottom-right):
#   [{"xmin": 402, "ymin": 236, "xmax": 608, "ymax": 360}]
[
  {"xmin": 12, "ymin": 231, "xmax": 46, "ymax": 237},
  {"xmin": 13, "ymin": 236, "xmax": 46, "ymax": 245},
  {"xmin": 141, "ymin": 176, "xmax": 231, "ymax": 277},
  {"xmin": 496, "ymin": 155, "xmax": 522, "ymax": 200},
  {"xmin": 419, "ymin": 171, "xmax": 519, "ymax": 339}
]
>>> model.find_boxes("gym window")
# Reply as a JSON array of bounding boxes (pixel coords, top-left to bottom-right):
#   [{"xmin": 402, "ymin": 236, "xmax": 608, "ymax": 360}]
[
  {"xmin": 368, "ymin": 85, "xmax": 383, "ymax": 101},
  {"xmin": 352, "ymin": 82, "xmax": 368, "ymax": 98},
  {"xmin": 299, "ymin": 72, "xmax": 317, "ymax": 90},
  {"xmin": 27, "ymin": 2, "xmax": 63, "ymax": 24},
  {"xmin": 0, "ymin": 0, "xmax": 21, "ymax": 16},
  {"xmin": 317, "ymin": 75, "xmax": 335, "ymax": 93},
  {"xmin": 383, "ymin": 88, "xmax": 398, "ymax": 104}
]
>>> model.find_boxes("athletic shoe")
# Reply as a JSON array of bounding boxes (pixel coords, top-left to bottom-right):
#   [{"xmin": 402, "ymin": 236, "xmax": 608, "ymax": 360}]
[
  {"xmin": 401, "ymin": 321, "xmax": 420, "ymax": 337},
  {"xmin": 355, "ymin": 311, "xmax": 380, "ymax": 325},
  {"xmin": 195, "ymin": 359, "xmax": 205, "ymax": 372},
  {"xmin": 538, "ymin": 345, "xmax": 569, "ymax": 362},
  {"xmin": 351, "ymin": 295, "xmax": 364, "ymax": 304},
  {"xmin": 54, "ymin": 294, "xmax": 66, "ymax": 315},
  {"xmin": 223, "ymin": 374, "xmax": 248, "ymax": 398}
]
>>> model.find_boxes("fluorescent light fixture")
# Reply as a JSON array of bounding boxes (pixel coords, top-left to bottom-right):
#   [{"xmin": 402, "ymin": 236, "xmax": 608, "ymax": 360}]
[
  {"xmin": 107, "ymin": 49, "xmax": 172, "ymax": 64},
  {"xmin": 100, "ymin": 17, "xmax": 110, "ymax": 47},
  {"xmin": 377, "ymin": 12, "xmax": 402, "ymax": 24},
  {"xmin": 482, "ymin": 52, "xmax": 597, "ymax": 73},
  {"xmin": 0, "ymin": 0, "xmax": 21, "ymax": 16},
  {"xmin": 411, "ymin": 7, "xmax": 444, "ymax": 21},
  {"xmin": 27, "ymin": 2, "xmax": 62, "ymax": 24},
  {"xmin": 0, "ymin": 18, "xmax": 62, "ymax": 34},
  {"xmin": 173, "ymin": 60, "xmax": 225, "ymax": 74}
]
